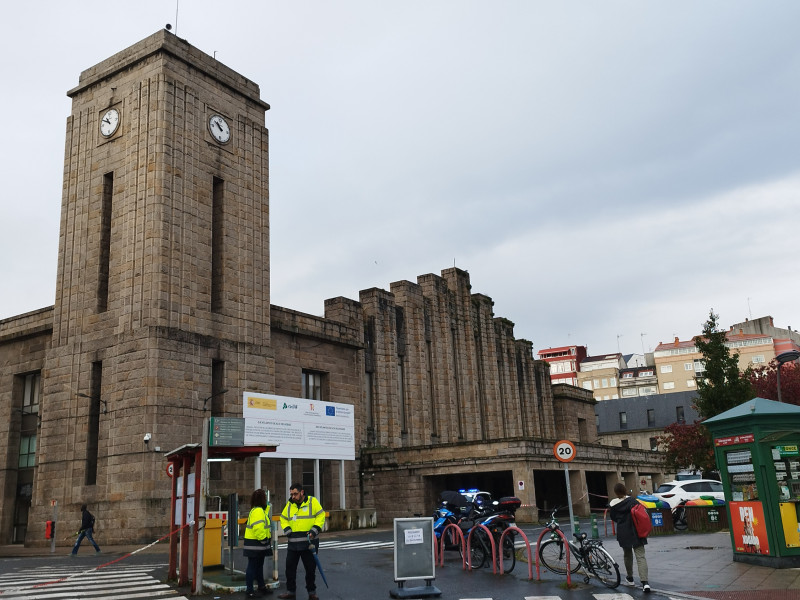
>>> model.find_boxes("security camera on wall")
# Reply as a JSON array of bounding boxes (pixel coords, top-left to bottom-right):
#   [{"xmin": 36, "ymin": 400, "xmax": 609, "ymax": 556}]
[{"xmin": 144, "ymin": 433, "xmax": 152, "ymax": 443}]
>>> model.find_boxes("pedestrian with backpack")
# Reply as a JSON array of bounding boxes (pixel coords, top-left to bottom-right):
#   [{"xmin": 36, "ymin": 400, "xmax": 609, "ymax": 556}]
[
  {"xmin": 70, "ymin": 504, "xmax": 101, "ymax": 556},
  {"xmin": 609, "ymin": 483, "xmax": 650, "ymax": 593}
]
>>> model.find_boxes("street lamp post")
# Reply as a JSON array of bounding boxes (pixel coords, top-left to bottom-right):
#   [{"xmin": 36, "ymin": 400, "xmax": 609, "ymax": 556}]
[{"xmin": 775, "ymin": 350, "xmax": 800, "ymax": 403}]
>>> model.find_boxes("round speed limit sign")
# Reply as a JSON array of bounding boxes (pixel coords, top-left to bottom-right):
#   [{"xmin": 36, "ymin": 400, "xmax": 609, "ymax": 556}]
[{"xmin": 553, "ymin": 440, "xmax": 576, "ymax": 463}]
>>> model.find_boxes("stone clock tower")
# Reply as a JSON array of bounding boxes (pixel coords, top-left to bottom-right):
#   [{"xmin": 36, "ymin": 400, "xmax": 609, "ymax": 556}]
[{"xmin": 31, "ymin": 30, "xmax": 274, "ymax": 543}]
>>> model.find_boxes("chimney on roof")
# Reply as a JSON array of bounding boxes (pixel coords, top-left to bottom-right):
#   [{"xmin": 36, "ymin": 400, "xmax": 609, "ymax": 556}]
[
  {"xmin": 674, "ymin": 336, "xmax": 679, "ymax": 344},
  {"xmin": 740, "ymin": 329, "xmax": 744, "ymax": 335},
  {"xmin": 771, "ymin": 317, "xmax": 774, "ymax": 326}
]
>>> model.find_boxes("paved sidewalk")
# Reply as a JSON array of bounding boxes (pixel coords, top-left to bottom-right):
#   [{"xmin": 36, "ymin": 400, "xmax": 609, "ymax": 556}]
[
  {"xmin": 2, "ymin": 528, "xmax": 799, "ymax": 598},
  {"xmin": 600, "ymin": 530, "xmax": 800, "ymax": 600}
]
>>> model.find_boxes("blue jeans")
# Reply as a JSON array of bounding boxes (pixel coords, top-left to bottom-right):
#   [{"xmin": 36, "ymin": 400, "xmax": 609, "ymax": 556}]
[
  {"xmin": 246, "ymin": 553, "xmax": 266, "ymax": 592},
  {"xmin": 72, "ymin": 527, "xmax": 100, "ymax": 554}
]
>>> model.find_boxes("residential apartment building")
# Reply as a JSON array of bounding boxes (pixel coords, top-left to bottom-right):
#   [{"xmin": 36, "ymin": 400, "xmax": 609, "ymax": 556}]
[
  {"xmin": 653, "ymin": 328, "xmax": 798, "ymax": 394},
  {"xmin": 578, "ymin": 353, "xmax": 624, "ymax": 401},
  {"xmin": 537, "ymin": 345, "xmax": 587, "ymax": 386},
  {"xmin": 619, "ymin": 365, "xmax": 659, "ymax": 398}
]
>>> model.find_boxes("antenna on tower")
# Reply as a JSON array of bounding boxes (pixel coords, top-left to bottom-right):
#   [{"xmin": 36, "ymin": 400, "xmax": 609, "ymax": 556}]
[
  {"xmin": 617, "ymin": 334, "xmax": 623, "ymax": 353},
  {"xmin": 640, "ymin": 333, "xmax": 647, "ymax": 356}
]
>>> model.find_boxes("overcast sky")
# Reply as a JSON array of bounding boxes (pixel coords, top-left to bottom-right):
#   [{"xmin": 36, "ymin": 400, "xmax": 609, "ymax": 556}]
[{"xmin": 2, "ymin": 1, "xmax": 799, "ymax": 357}]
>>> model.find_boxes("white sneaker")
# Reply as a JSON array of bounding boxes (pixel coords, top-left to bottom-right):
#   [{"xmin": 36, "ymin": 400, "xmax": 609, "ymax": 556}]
[
  {"xmin": 624, "ymin": 577, "xmax": 635, "ymax": 587},
  {"xmin": 643, "ymin": 583, "xmax": 651, "ymax": 593}
]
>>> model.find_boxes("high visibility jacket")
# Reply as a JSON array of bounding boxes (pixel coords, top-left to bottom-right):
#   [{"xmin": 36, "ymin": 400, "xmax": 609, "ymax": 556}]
[
  {"xmin": 243, "ymin": 505, "xmax": 271, "ymax": 553},
  {"xmin": 280, "ymin": 495, "xmax": 325, "ymax": 550}
]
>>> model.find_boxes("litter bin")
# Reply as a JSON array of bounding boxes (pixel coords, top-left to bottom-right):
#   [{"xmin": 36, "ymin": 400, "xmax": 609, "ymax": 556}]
[
  {"xmin": 684, "ymin": 505, "xmax": 729, "ymax": 532},
  {"xmin": 648, "ymin": 508, "xmax": 674, "ymax": 536},
  {"xmin": 203, "ymin": 517, "xmax": 224, "ymax": 567}
]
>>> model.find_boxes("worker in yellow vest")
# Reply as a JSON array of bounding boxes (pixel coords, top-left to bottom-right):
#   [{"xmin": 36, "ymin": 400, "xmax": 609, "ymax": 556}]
[
  {"xmin": 278, "ymin": 483, "xmax": 325, "ymax": 600},
  {"xmin": 244, "ymin": 489, "xmax": 273, "ymax": 598}
]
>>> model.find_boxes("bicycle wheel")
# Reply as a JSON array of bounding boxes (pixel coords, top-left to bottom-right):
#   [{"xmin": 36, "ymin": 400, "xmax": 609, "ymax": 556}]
[
  {"xmin": 443, "ymin": 526, "xmax": 459, "ymax": 550},
  {"xmin": 538, "ymin": 538, "xmax": 580, "ymax": 574},
  {"xmin": 500, "ymin": 535, "xmax": 516, "ymax": 574},
  {"xmin": 460, "ymin": 530, "xmax": 487, "ymax": 570},
  {"xmin": 586, "ymin": 545, "xmax": 620, "ymax": 588}
]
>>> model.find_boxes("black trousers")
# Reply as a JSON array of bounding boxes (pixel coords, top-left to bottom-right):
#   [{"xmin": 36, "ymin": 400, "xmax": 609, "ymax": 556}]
[{"xmin": 284, "ymin": 547, "xmax": 317, "ymax": 593}]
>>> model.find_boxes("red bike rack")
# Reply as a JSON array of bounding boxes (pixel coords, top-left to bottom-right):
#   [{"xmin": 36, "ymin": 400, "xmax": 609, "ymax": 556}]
[
  {"xmin": 466, "ymin": 523, "xmax": 497, "ymax": 574},
  {"xmin": 437, "ymin": 523, "xmax": 466, "ymax": 568},
  {"xmin": 535, "ymin": 525, "xmax": 572, "ymax": 586},
  {"xmin": 499, "ymin": 525, "xmax": 532, "ymax": 579}
]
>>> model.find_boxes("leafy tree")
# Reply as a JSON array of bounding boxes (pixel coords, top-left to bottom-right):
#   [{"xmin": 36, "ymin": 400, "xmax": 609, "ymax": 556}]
[
  {"xmin": 748, "ymin": 361, "xmax": 800, "ymax": 405},
  {"xmin": 657, "ymin": 421, "xmax": 716, "ymax": 474},
  {"xmin": 693, "ymin": 310, "xmax": 754, "ymax": 419}
]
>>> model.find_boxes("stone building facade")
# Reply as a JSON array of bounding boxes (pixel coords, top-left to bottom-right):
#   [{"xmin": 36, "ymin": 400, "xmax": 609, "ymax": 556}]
[{"xmin": 0, "ymin": 31, "xmax": 668, "ymax": 547}]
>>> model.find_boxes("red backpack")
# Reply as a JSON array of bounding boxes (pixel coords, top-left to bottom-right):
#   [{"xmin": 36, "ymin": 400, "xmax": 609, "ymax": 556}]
[{"xmin": 630, "ymin": 501, "xmax": 652, "ymax": 538}]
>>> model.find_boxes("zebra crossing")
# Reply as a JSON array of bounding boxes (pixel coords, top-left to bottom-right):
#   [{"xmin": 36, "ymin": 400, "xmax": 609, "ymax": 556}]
[
  {"xmin": 0, "ymin": 563, "xmax": 187, "ymax": 599},
  {"xmin": 278, "ymin": 539, "xmax": 394, "ymax": 550}
]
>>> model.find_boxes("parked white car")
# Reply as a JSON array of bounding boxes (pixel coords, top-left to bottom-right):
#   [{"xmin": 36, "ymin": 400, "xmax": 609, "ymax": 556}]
[{"xmin": 653, "ymin": 479, "xmax": 725, "ymax": 508}]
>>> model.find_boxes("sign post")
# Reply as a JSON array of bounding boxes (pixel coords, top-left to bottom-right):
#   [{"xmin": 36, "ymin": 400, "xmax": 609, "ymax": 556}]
[{"xmin": 554, "ymin": 440, "xmax": 577, "ymax": 533}]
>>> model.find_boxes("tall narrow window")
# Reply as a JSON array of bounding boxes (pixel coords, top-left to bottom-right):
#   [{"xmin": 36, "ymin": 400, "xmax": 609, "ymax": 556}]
[
  {"xmin": 86, "ymin": 362, "xmax": 102, "ymax": 485},
  {"xmin": 97, "ymin": 172, "xmax": 113, "ymax": 312},
  {"xmin": 619, "ymin": 412, "xmax": 627, "ymax": 429},
  {"xmin": 676, "ymin": 406, "xmax": 685, "ymax": 423},
  {"xmin": 578, "ymin": 418, "xmax": 588, "ymax": 442},
  {"xmin": 19, "ymin": 436, "xmax": 36, "ymax": 468},
  {"xmin": 211, "ymin": 360, "xmax": 225, "ymax": 416},
  {"xmin": 302, "ymin": 370, "xmax": 323, "ymax": 400},
  {"xmin": 22, "ymin": 373, "xmax": 40, "ymax": 415},
  {"xmin": 211, "ymin": 177, "xmax": 224, "ymax": 312},
  {"xmin": 302, "ymin": 460, "xmax": 319, "ymax": 497},
  {"xmin": 451, "ymin": 328, "xmax": 464, "ymax": 439},
  {"xmin": 647, "ymin": 409, "xmax": 655, "ymax": 428},
  {"xmin": 426, "ymin": 341, "xmax": 438, "ymax": 437},
  {"xmin": 398, "ymin": 359, "xmax": 407, "ymax": 433}
]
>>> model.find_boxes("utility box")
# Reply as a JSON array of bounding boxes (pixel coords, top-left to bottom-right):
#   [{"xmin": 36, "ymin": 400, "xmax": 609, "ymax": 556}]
[
  {"xmin": 705, "ymin": 397, "xmax": 800, "ymax": 568},
  {"xmin": 203, "ymin": 517, "xmax": 224, "ymax": 567}
]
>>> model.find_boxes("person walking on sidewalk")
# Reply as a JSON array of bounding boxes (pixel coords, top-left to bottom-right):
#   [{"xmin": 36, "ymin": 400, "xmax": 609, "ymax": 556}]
[
  {"xmin": 244, "ymin": 488, "xmax": 273, "ymax": 598},
  {"xmin": 278, "ymin": 483, "xmax": 326, "ymax": 600},
  {"xmin": 71, "ymin": 504, "xmax": 101, "ymax": 556},
  {"xmin": 609, "ymin": 483, "xmax": 650, "ymax": 593}
]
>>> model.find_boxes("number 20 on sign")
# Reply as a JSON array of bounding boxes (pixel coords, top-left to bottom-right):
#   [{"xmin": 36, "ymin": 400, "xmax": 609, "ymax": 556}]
[{"xmin": 554, "ymin": 440, "xmax": 576, "ymax": 463}]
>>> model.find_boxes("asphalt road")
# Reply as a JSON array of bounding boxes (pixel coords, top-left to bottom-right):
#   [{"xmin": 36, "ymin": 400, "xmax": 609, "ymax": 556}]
[{"xmin": 0, "ymin": 525, "xmax": 682, "ymax": 600}]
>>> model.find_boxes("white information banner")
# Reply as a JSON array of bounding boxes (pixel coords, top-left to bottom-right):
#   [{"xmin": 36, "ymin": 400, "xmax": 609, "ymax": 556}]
[{"xmin": 243, "ymin": 391, "xmax": 355, "ymax": 460}]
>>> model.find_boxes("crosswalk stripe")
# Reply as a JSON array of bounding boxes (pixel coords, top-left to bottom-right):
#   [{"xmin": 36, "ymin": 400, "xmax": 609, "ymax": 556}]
[
  {"xmin": 0, "ymin": 586, "xmax": 179, "ymax": 600},
  {"xmin": 0, "ymin": 565, "xmax": 186, "ymax": 600},
  {"xmin": 593, "ymin": 595, "xmax": 635, "ymax": 600},
  {"xmin": 523, "ymin": 596, "xmax": 563, "ymax": 600}
]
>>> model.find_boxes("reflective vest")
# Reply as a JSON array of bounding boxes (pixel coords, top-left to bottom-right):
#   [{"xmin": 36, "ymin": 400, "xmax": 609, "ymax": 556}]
[
  {"xmin": 280, "ymin": 495, "xmax": 325, "ymax": 549},
  {"xmin": 244, "ymin": 506, "xmax": 271, "ymax": 543}
]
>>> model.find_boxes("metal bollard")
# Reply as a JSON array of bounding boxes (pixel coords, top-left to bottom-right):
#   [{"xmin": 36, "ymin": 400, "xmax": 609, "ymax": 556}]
[
  {"xmin": 591, "ymin": 513, "xmax": 599, "ymax": 539},
  {"xmin": 573, "ymin": 515, "xmax": 581, "ymax": 534}
]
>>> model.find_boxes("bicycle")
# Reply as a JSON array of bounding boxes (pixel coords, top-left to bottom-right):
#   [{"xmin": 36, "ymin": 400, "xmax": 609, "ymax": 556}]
[
  {"xmin": 538, "ymin": 508, "xmax": 620, "ymax": 588},
  {"xmin": 460, "ymin": 512, "xmax": 516, "ymax": 573}
]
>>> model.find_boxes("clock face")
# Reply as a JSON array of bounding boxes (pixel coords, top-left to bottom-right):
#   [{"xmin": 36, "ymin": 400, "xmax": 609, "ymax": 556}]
[
  {"xmin": 100, "ymin": 108, "xmax": 120, "ymax": 137},
  {"xmin": 208, "ymin": 114, "xmax": 231, "ymax": 144}
]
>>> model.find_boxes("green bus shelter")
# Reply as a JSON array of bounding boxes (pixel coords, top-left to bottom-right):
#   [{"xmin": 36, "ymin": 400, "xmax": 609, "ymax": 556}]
[{"xmin": 705, "ymin": 397, "xmax": 800, "ymax": 567}]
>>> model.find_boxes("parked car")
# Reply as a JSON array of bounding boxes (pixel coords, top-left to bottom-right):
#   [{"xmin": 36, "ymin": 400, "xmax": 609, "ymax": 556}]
[{"xmin": 653, "ymin": 479, "xmax": 725, "ymax": 508}]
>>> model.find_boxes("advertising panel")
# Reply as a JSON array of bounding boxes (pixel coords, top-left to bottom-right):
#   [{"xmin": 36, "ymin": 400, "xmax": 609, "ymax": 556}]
[
  {"xmin": 729, "ymin": 501, "xmax": 770, "ymax": 555},
  {"xmin": 243, "ymin": 391, "xmax": 355, "ymax": 460}
]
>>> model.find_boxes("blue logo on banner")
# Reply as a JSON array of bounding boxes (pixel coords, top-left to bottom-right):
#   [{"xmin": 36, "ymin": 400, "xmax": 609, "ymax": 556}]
[
  {"xmin": 326, "ymin": 406, "xmax": 335, "ymax": 416},
  {"xmin": 651, "ymin": 512, "xmax": 663, "ymax": 527}
]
